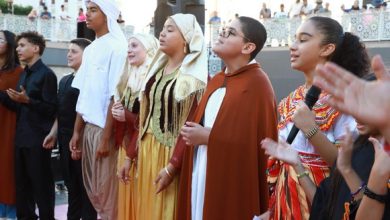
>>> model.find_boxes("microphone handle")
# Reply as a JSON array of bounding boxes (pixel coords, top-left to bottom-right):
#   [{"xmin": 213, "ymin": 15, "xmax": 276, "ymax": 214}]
[{"xmin": 286, "ymin": 125, "xmax": 299, "ymax": 144}]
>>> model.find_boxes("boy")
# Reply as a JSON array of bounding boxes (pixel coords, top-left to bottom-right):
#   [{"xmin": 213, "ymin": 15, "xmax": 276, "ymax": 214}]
[
  {"xmin": 43, "ymin": 38, "xmax": 97, "ymax": 220},
  {"xmin": 0, "ymin": 31, "xmax": 57, "ymax": 220}
]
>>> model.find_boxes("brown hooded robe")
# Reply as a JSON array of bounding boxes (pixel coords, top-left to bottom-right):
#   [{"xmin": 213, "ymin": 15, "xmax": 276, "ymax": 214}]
[{"xmin": 177, "ymin": 63, "xmax": 278, "ymax": 219}]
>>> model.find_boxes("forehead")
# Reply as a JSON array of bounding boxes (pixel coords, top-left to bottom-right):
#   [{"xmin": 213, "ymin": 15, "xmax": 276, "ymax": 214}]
[
  {"xmin": 17, "ymin": 38, "xmax": 32, "ymax": 45},
  {"xmin": 164, "ymin": 18, "xmax": 178, "ymax": 28},
  {"xmin": 226, "ymin": 19, "xmax": 243, "ymax": 33},
  {"xmin": 0, "ymin": 32, "xmax": 5, "ymax": 39},
  {"xmin": 128, "ymin": 37, "xmax": 142, "ymax": 45},
  {"xmin": 296, "ymin": 20, "xmax": 319, "ymax": 36},
  {"xmin": 69, "ymin": 43, "xmax": 82, "ymax": 50},
  {"xmin": 87, "ymin": 2, "xmax": 101, "ymax": 10}
]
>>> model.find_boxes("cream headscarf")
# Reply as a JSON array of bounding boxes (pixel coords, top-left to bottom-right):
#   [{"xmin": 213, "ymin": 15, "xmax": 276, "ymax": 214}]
[
  {"xmin": 115, "ymin": 33, "xmax": 159, "ymax": 101},
  {"xmin": 90, "ymin": 0, "xmax": 127, "ymax": 45},
  {"xmin": 142, "ymin": 13, "xmax": 207, "ymax": 101}
]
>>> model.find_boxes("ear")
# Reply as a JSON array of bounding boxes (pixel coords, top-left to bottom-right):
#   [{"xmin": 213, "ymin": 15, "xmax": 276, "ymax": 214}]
[
  {"xmin": 241, "ymin": 42, "xmax": 256, "ymax": 57},
  {"xmin": 33, "ymin": 45, "xmax": 40, "ymax": 55},
  {"xmin": 319, "ymin": 43, "xmax": 336, "ymax": 58}
]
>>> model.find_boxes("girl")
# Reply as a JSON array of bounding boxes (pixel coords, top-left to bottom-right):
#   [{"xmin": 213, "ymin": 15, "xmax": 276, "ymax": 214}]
[
  {"xmin": 265, "ymin": 16, "xmax": 370, "ymax": 220},
  {"xmin": 135, "ymin": 13, "xmax": 207, "ymax": 220},
  {"xmin": 112, "ymin": 33, "xmax": 158, "ymax": 220},
  {"xmin": 0, "ymin": 30, "xmax": 23, "ymax": 220}
]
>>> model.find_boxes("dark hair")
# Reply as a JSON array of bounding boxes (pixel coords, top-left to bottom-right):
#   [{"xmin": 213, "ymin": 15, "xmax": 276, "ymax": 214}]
[
  {"xmin": 16, "ymin": 31, "xmax": 46, "ymax": 56},
  {"xmin": 237, "ymin": 16, "xmax": 267, "ymax": 61},
  {"xmin": 308, "ymin": 16, "xmax": 370, "ymax": 78},
  {"xmin": 70, "ymin": 38, "xmax": 91, "ymax": 50},
  {"xmin": 1, "ymin": 30, "xmax": 19, "ymax": 71}
]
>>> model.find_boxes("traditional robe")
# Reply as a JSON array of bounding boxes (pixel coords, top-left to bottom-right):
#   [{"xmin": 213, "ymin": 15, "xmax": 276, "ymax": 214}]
[
  {"xmin": 177, "ymin": 63, "xmax": 278, "ymax": 219},
  {"xmin": 0, "ymin": 66, "xmax": 23, "ymax": 205}
]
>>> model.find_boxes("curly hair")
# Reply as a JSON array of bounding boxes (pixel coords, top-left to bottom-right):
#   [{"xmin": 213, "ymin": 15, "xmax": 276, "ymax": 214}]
[
  {"xmin": 16, "ymin": 31, "xmax": 46, "ymax": 56},
  {"xmin": 308, "ymin": 16, "xmax": 370, "ymax": 78}
]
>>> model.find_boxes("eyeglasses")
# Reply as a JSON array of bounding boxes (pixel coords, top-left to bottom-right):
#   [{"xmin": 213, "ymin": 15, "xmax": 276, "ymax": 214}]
[
  {"xmin": 0, "ymin": 39, "xmax": 7, "ymax": 44},
  {"xmin": 218, "ymin": 27, "xmax": 251, "ymax": 42}
]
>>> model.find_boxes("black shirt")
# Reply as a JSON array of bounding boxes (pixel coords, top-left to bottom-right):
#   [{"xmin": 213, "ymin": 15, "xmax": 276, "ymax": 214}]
[
  {"xmin": 0, "ymin": 59, "xmax": 57, "ymax": 148},
  {"xmin": 310, "ymin": 136, "xmax": 390, "ymax": 220},
  {"xmin": 57, "ymin": 73, "xmax": 79, "ymax": 136}
]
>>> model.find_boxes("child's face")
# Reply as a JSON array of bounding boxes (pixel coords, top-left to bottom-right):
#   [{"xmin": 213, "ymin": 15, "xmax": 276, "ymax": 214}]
[
  {"xmin": 289, "ymin": 20, "xmax": 327, "ymax": 73},
  {"xmin": 128, "ymin": 38, "xmax": 147, "ymax": 67},
  {"xmin": 158, "ymin": 18, "xmax": 185, "ymax": 56},
  {"xmin": 16, "ymin": 38, "xmax": 38, "ymax": 63},
  {"xmin": 212, "ymin": 19, "xmax": 247, "ymax": 61},
  {"xmin": 67, "ymin": 43, "xmax": 83, "ymax": 70}
]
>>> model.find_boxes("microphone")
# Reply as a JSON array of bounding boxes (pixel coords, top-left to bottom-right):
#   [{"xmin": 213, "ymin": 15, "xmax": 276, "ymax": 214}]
[{"xmin": 286, "ymin": 86, "xmax": 322, "ymax": 144}]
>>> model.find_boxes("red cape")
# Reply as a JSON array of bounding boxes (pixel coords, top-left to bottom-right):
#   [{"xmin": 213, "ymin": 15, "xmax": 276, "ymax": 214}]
[{"xmin": 177, "ymin": 63, "xmax": 278, "ymax": 219}]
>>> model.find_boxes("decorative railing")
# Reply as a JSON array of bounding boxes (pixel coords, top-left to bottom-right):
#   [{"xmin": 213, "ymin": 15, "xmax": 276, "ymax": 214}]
[
  {"xmin": 0, "ymin": 14, "xmax": 134, "ymax": 42},
  {"xmin": 208, "ymin": 10, "xmax": 390, "ymax": 47}
]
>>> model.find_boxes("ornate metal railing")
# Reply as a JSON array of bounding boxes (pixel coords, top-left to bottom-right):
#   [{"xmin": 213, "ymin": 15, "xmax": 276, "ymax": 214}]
[
  {"xmin": 208, "ymin": 10, "xmax": 390, "ymax": 47},
  {"xmin": 0, "ymin": 14, "xmax": 134, "ymax": 42}
]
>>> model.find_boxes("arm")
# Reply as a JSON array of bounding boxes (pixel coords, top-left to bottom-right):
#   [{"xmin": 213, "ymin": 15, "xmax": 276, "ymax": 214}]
[
  {"xmin": 69, "ymin": 113, "xmax": 85, "ymax": 160},
  {"xmin": 155, "ymin": 96, "xmax": 199, "ymax": 194},
  {"xmin": 43, "ymin": 119, "xmax": 58, "ymax": 149},
  {"xmin": 0, "ymin": 90, "xmax": 20, "ymax": 112},
  {"xmin": 21, "ymin": 72, "xmax": 57, "ymax": 117},
  {"xmin": 261, "ymin": 138, "xmax": 317, "ymax": 203},
  {"xmin": 96, "ymin": 99, "xmax": 115, "ymax": 159},
  {"xmin": 292, "ymin": 101, "xmax": 338, "ymax": 165},
  {"xmin": 356, "ymin": 137, "xmax": 389, "ymax": 220},
  {"xmin": 337, "ymin": 128, "xmax": 365, "ymax": 201}
]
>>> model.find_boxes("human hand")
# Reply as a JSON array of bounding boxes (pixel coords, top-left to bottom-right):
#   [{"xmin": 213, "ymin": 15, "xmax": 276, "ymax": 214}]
[
  {"xmin": 154, "ymin": 163, "xmax": 176, "ymax": 194},
  {"xmin": 292, "ymin": 100, "xmax": 317, "ymax": 133},
  {"xmin": 180, "ymin": 122, "xmax": 210, "ymax": 146},
  {"xmin": 261, "ymin": 138, "xmax": 301, "ymax": 167},
  {"xmin": 337, "ymin": 127, "xmax": 354, "ymax": 174},
  {"xmin": 69, "ymin": 133, "xmax": 81, "ymax": 160},
  {"xmin": 43, "ymin": 133, "xmax": 57, "ymax": 149},
  {"xmin": 314, "ymin": 55, "xmax": 390, "ymax": 129},
  {"xmin": 117, "ymin": 158, "xmax": 132, "ymax": 184},
  {"xmin": 6, "ymin": 86, "xmax": 30, "ymax": 104},
  {"xmin": 96, "ymin": 138, "xmax": 110, "ymax": 160},
  {"xmin": 111, "ymin": 102, "xmax": 126, "ymax": 122},
  {"xmin": 369, "ymin": 137, "xmax": 390, "ymax": 179}
]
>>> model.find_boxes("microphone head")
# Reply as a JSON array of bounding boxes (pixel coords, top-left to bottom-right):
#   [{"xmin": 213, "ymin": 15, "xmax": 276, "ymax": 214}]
[{"xmin": 305, "ymin": 86, "xmax": 322, "ymax": 109}]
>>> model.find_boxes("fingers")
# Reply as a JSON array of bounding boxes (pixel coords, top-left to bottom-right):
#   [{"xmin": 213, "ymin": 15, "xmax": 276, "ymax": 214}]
[
  {"xmin": 368, "ymin": 137, "xmax": 383, "ymax": 153},
  {"xmin": 371, "ymin": 55, "xmax": 390, "ymax": 81},
  {"xmin": 185, "ymin": 121, "xmax": 199, "ymax": 127}
]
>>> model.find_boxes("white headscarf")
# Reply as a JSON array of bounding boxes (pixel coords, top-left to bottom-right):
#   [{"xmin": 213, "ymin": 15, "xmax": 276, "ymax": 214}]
[
  {"xmin": 115, "ymin": 33, "xmax": 159, "ymax": 101},
  {"xmin": 143, "ymin": 13, "xmax": 207, "ymax": 101},
  {"xmin": 90, "ymin": 0, "xmax": 127, "ymax": 45}
]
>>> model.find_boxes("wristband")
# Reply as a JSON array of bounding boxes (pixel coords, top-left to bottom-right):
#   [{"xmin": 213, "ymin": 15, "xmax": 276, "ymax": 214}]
[
  {"xmin": 304, "ymin": 125, "xmax": 319, "ymax": 139},
  {"xmin": 363, "ymin": 185, "xmax": 387, "ymax": 204},
  {"xmin": 297, "ymin": 170, "xmax": 309, "ymax": 179}
]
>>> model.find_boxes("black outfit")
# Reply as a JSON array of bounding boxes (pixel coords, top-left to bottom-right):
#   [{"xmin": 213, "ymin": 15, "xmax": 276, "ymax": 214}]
[
  {"xmin": 310, "ymin": 136, "xmax": 390, "ymax": 220},
  {"xmin": 57, "ymin": 73, "xmax": 97, "ymax": 220},
  {"xmin": 0, "ymin": 59, "xmax": 57, "ymax": 220}
]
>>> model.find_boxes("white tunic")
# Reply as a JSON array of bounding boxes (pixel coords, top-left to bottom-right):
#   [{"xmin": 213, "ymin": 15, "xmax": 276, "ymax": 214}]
[
  {"xmin": 279, "ymin": 114, "xmax": 357, "ymax": 154},
  {"xmin": 191, "ymin": 87, "xmax": 226, "ymax": 220},
  {"xmin": 72, "ymin": 33, "xmax": 127, "ymax": 128}
]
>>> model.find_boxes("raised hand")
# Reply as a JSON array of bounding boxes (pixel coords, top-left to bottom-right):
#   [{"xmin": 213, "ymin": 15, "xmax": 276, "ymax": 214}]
[
  {"xmin": 314, "ymin": 55, "xmax": 390, "ymax": 129},
  {"xmin": 261, "ymin": 138, "xmax": 301, "ymax": 167},
  {"xmin": 337, "ymin": 127, "xmax": 354, "ymax": 174}
]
